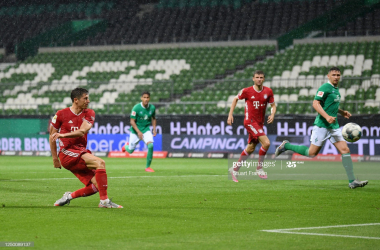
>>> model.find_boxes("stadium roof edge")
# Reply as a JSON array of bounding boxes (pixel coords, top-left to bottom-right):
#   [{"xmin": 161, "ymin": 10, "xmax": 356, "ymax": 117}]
[
  {"xmin": 37, "ymin": 40, "xmax": 277, "ymax": 53},
  {"xmin": 294, "ymin": 35, "xmax": 380, "ymax": 44}
]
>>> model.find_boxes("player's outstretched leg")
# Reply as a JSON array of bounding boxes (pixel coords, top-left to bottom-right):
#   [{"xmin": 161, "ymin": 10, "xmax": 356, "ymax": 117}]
[
  {"xmin": 54, "ymin": 184, "xmax": 99, "ymax": 206},
  {"xmin": 274, "ymin": 140, "xmax": 289, "ymax": 157},
  {"xmin": 54, "ymin": 192, "xmax": 72, "ymax": 206},
  {"xmin": 122, "ymin": 142, "xmax": 134, "ymax": 154},
  {"xmin": 145, "ymin": 143, "xmax": 154, "ymax": 172}
]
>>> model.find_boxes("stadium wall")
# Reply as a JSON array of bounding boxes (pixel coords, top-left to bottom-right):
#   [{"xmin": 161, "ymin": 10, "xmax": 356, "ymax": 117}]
[
  {"xmin": 294, "ymin": 35, "xmax": 380, "ymax": 45},
  {"xmin": 37, "ymin": 40, "xmax": 277, "ymax": 53}
]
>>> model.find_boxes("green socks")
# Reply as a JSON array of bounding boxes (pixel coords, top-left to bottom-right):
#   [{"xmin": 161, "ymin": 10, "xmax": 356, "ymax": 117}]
[
  {"xmin": 146, "ymin": 143, "xmax": 154, "ymax": 168},
  {"xmin": 284, "ymin": 143, "xmax": 309, "ymax": 156},
  {"xmin": 342, "ymin": 153, "xmax": 355, "ymax": 182}
]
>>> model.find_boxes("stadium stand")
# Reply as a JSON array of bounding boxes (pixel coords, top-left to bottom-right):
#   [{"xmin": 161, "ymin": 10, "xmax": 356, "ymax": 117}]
[
  {"xmin": 1, "ymin": 40, "xmax": 380, "ymax": 116},
  {"xmin": 1, "ymin": 0, "xmax": 380, "ymax": 116},
  {"xmin": 0, "ymin": 0, "xmax": 344, "ymax": 49},
  {"xmin": 0, "ymin": 43, "xmax": 275, "ymax": 115},
  {"xmin": 327, "ymin": 6, "xmax": 380, "ymax": 37}
]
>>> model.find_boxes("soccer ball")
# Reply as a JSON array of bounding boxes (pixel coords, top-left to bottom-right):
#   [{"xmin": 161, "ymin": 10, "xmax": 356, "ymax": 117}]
[{"xmin": 342, "ymin": 123, "xmax": 362, "ymax": 142}]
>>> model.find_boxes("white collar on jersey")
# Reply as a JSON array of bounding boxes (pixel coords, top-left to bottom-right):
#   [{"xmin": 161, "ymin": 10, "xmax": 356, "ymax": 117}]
[
  {"xmin": 69, "ymin": 107, "xmax": 83, "ymax": 116},
  {"xmin": 253, "ymin": 85, "xmax": 264, "ymax": 93},
  {"xmin": 140, "ymin": 102, "xmax": 149, "ymax": 109}
]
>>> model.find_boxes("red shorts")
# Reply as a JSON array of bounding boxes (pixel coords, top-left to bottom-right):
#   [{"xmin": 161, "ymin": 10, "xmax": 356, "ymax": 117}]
[
  {"xmin": 59, "ymin": 146, "xmax": 95, "ymax": 186},
  {"xmin": 244, "ymin": 123, "xmax": 266, "ymax": 144}
]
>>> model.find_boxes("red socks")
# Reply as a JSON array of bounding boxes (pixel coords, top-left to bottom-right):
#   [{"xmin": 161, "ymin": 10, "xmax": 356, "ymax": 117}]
[
  {"xmin": 95, "ymin": 169, "xmax": 108, "ymax": 200},
  {"xmin": 71, "ymin": 184, "xmax": 98, "ymax": 199},
  {"xmin": 235, "ymin": 150, "xmax": 250, "ymax": 171},
  {"xmin": 257, "ymin": 146, "xmax": 267, "ymax": 170}
]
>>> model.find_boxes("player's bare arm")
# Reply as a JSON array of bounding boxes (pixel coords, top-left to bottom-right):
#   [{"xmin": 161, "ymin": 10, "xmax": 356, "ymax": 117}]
[
  {"xmin": 49, "ymin": 125, "xmax": 61, "ymax": 169},
  {"xmin": 267, "ymin": 103, "xmax": 276, "ymax": 124},
  {"xmin": 338, "ymin": 108, "xmax": 351, "ymax": 119},
  {"xmin": 51, "ymin": 119, "xmax": 93, "ymax": 141},
  {"xmin": 312, "ymin": 100, "xmax": 336, "ymax": 124},
  {"xmin": 152, "ymin": 116, "xmax": 157, "ymax": 136},
  {"xmin": 130, "ymin": 118, "xmax": 143, "ymax": 140},
  {"xmin": 227, "ymin": 96, "xmax": 239, "ymax": 125}
]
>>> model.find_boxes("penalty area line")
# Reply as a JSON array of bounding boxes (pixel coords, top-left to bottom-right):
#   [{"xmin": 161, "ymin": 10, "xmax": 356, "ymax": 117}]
[{"xmin": 262, "ymin": 223, "xmax": 380, "ymax": 240}]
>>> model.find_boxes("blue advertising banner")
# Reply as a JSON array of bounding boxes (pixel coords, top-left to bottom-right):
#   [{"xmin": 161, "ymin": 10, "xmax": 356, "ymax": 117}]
[{"xmin": 87, "ymin": 134, "xmax": 162, "ymax": 152}]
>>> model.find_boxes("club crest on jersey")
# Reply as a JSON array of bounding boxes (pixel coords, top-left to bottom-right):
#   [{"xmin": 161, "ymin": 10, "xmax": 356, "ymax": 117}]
[
  {"xmin": 52, "ymin": 115, "xmax": 57, "ymax": 124},
  {"xmin": 131, "ymin": 111, "xmax": 136, "ymax": 116},
  {"xmin": 264, "ymin": 94, "xmax": 267, "ymax": 99},
  {"xmin": 259, "ymin": 129, "xmax": 263, "ymax": 133},
  {"xmin": 317, "ymin": 91, "xmax": 324, "ymax": 97}
]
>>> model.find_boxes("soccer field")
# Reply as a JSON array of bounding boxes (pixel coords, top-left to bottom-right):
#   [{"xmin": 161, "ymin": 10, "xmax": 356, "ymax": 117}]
[{"xmin": 0, "ymin": 156, "xmax": 379, "ymax": 249}]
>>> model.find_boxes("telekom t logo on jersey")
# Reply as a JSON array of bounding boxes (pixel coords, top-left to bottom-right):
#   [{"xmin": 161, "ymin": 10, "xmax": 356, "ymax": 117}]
[
  {"xmin": 71, "ymin": 127, "xmax": 79, "ymax": 131},
  {"xmin": 252, "ymin": 101, "xmax": 260, "ymax": 109}
]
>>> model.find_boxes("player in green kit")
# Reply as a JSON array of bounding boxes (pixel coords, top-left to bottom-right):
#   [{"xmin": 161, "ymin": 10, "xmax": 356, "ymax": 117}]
[
  {"xmin": 122, "ymin": 91, "xmax": 157, "ymax": 172},
  {"xmin": 275, "ymin": 67, "xmax": 368, "ymax": 189}
]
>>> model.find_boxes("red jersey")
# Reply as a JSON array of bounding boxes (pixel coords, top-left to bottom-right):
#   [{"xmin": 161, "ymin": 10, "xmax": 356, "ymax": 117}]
[
  {"xmin": 237, "ymin": 86, "xmax": 274, "ymax": 126},
  {"xmin": 50, "ymin": 107, "xmax": 95, "ymax": 150}
]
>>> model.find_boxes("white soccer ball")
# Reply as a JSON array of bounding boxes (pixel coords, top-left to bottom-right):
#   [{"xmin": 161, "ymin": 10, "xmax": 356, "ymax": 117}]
[{"xmin": 342, "ymin": 123, "xmax": 362, "ymax": 142}]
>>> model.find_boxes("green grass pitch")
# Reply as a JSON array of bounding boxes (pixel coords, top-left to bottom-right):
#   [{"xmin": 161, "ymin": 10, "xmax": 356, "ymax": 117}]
[{"xmin": 0, "ymin": 156, "xmax": 380, "ymax": 249}]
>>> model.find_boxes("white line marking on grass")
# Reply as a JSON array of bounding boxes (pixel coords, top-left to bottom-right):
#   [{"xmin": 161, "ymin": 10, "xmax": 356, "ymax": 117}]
[
  {"xmin": 262, "ymin": 223, "xmax": 380, "ymax": 240},
  {"xmin": 4, "ymin": 175, "xmax": 224, "ymax": 181}
]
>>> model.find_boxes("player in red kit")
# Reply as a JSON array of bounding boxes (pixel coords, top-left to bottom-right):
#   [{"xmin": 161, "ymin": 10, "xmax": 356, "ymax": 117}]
[
  {"xmin": 227, "ymin": 70, "xmax": 276, "ymax": 182},
  {"xmin": 49, "ymin": 88, "xmax": 122, "ymax": 208}
]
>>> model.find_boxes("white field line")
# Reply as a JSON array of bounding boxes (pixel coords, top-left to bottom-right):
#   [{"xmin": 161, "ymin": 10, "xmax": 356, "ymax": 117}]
[
  {"xmin": 2, "ymin": 175, "xmax": 224, "ymax": 181},
  {"xmin": 262, "ymin": 223, "xmax": 380, "ymax": 240}
]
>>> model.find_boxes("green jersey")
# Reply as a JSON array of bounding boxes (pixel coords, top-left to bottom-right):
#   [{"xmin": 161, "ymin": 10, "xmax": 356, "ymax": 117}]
[
  {"xmin": 130, "ymin": 102, "xmax": 156, "ymax": 134},
  {"xmin": 314, "ymin": 82, "xmax": 341, "ymax": 129}
]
